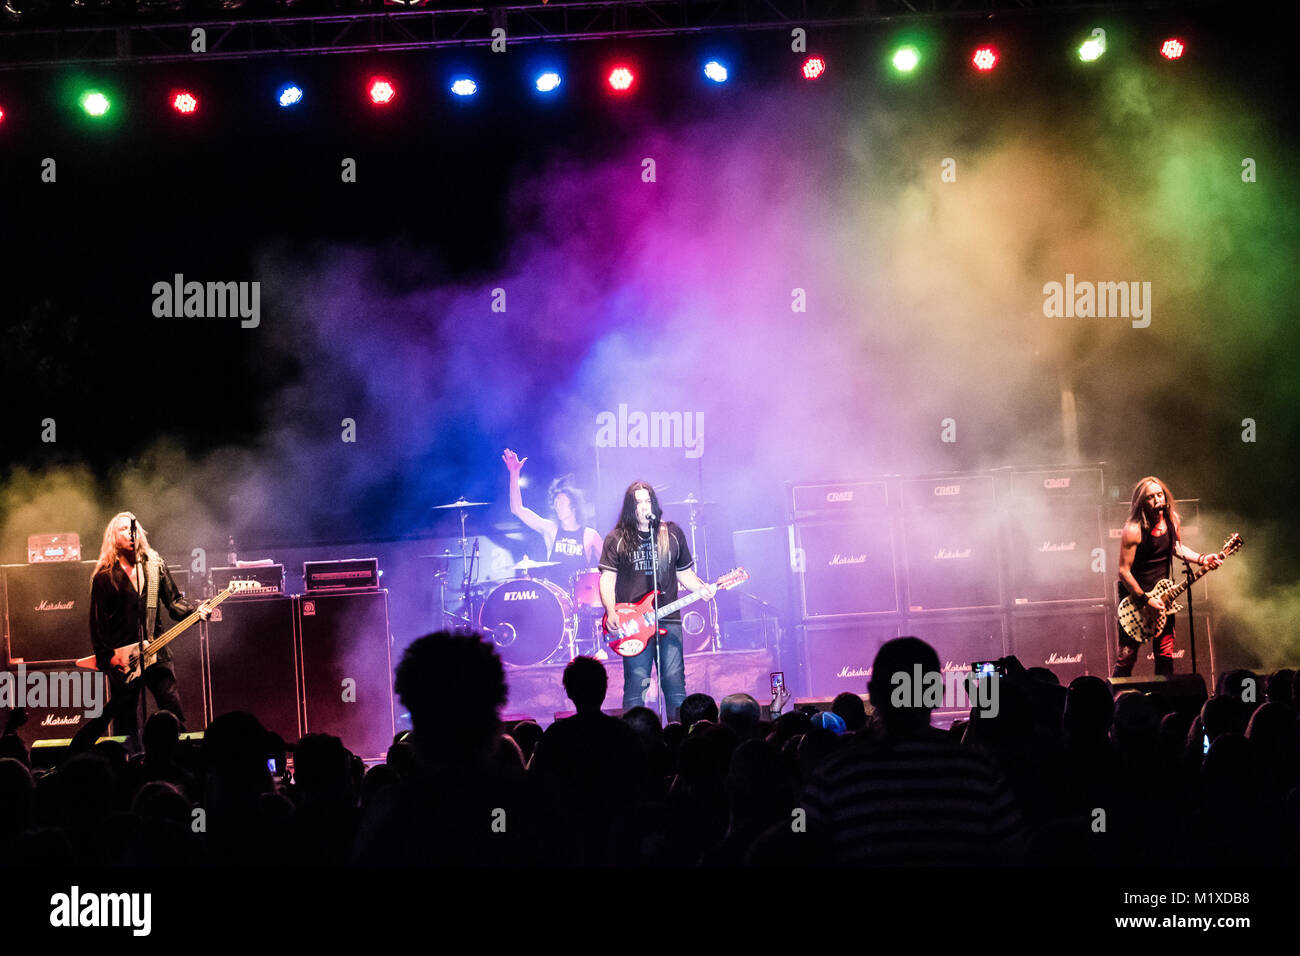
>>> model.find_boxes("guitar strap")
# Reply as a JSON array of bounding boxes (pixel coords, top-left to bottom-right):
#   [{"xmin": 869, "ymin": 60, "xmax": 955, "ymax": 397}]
[{"xmin": 144, "ymin": 550, "xmax": 161, "ymax": 636}]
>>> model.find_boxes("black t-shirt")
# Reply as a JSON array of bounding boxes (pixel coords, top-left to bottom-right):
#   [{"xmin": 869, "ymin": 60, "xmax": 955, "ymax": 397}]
[
  {"xmin": 598, "ymin": 523, "xmax": 694, "ymax": 621},
  {"xmin": 549, "ymin": 526, "xmax": 591, "ymax": 588},
  {"xmin": 1118, "ymin": 521, "xmax": 1175, "ymax": 602}
]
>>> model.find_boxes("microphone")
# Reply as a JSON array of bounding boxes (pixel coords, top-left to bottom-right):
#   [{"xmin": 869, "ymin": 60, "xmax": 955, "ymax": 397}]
[{"xmin": 129, "ymin": 516, "xmax": 137, "ymax": 545}]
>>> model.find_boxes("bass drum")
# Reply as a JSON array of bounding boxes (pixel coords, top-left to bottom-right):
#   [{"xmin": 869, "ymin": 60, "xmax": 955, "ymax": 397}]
[{"xmin": 479, "ymin": 578, "xmax": 575, "ymax": 666}]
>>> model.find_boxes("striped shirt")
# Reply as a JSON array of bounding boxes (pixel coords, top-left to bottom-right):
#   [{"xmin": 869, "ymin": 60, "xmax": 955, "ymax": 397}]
[{"xmin": 803, "ymin": 734, "xmax": 1024, "ymax": 865}]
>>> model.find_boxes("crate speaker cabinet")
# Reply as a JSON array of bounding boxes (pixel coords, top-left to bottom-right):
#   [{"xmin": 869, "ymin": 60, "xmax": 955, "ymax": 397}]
[
  {"xmin": 205, "ymin": 594, "xmax": 301, "ymax": 743},
  {"xmin": 297, "ymin": 590, "xmax": 395, "ymax": 760}
]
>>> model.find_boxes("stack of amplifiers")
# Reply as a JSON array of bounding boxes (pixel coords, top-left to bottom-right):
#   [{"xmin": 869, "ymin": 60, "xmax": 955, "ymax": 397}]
[
  {"xmin": 1006, "ymin": 467, "xmax": 1107, "ymax": 606},
  {"xmin": 787, "ymin": 480, "xmax": 897, "ymax": 619},
  {"xmin": 202, "ymin": 589, "xmax": 395, "ymax": 759},
  {"xmin": 899, "ymin": 475, "xmax": 1001, "ymax": 613}
]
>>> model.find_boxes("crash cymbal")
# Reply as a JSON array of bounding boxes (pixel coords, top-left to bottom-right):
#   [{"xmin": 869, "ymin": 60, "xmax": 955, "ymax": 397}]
[
  {"xmin": 418, "ymin": 551, "xmax": 463, "ymax": 559},
  {"xmin": 433, "ymin": 497, "xmax": 490, "ymax": 509},
  {"xmin": 511, "ymin": 557, "xmax": 559, "ymax": 571},
  {"xmin": 665, "ymin": 494, "xmax": 715, "ymax": 506}
]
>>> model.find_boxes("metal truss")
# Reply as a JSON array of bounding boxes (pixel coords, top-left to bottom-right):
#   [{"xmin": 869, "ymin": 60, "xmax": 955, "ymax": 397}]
[{"xmin": 0, "ymin": 1, "xmax": 1206, "ymax": 71}]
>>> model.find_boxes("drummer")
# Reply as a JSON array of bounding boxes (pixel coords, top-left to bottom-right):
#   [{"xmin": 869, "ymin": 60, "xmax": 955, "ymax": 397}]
[{"xmin": 502, "ymin": 449, "xmax": 602, "ymax": 588}]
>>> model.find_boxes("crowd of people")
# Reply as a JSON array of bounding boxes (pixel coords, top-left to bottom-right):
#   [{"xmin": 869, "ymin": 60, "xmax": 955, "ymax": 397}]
[{"xmin": 1, "ymin": 630, "xmax": 1297, "ymax": 866}]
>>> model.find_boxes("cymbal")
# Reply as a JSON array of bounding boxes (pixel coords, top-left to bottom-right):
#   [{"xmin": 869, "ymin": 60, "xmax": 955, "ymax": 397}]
[
  {"xmin": 433, "ymin": 498, "xmax": 490, "ymax": 509},
  {"xmin": 418, "ymin": 552, "xmax": 463, "ymax": 559},
  {"xmin": 511, "ymin": 557, "xmax": 559, "ymax": 570},
  {"xmin": 666, "ymin": 494, "xmax": 716, "ymax": 506}
]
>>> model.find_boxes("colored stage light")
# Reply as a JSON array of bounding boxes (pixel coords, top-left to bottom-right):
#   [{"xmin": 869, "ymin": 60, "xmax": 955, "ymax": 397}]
[
  {"xmin": 703, "ymin": 60, "xmax": 728, "ymax": 83},
  {"xmin": 607, "ymin": 67, "xmax": 635, "ymax": 92},
  {"xmin": 278, "ymin": 85, "xmax": 304, "ymax": 107},
  {"xmin": 972, "ymin": 47, "xmax": 998, "ymax": 71},
  {"xmin": 535, "ymin": 72, "xmax": 562, "ymax": 93},
  {"xmin": 368, "ymin": 77, "xmax": 397, "ymax": 105},
  {"xmin": 801, "ymin": 57, "xmax": 826, "ymax": 80},
  {"xmin": 1078, "ymin": 33, "xmax": 1106, "ymax": 62},
  {"xmin": 171, "ymin": 91, "xmax": 198, "ymax": 114},
  {"xmin": 1160, "ymin": 38, "xmax": 1185, "ymax": 60},
  {"xmin": 451, "ymin": 78, "xmax": 478, "ymax": 97},
  {"xmin": 0, "ymin": 105, "xmax": 5, "ymax": 124},
  {"xmin": 80, "ymin": 91, "xmax": 111, "ymax": 117},
  {"xmin": 892, "ymin": 46, "xmax": 920, "ymax": 72}
]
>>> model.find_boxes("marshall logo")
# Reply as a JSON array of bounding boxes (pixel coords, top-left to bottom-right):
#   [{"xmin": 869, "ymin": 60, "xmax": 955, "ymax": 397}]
[
  {"xmin": 825, "ymin": 491, "xmax": 854, "ymax": 502},
  {"xmin": 1045, "ymin": 652, "xmax": 1083, "ymax": 665},
  {"xmin": 1043, "ymin": 477, "xmax": 1070, "ymax": 489},
  {"xmin": 942, "ymin": 660, "xmax": 972, "ymax": 673},
  {"xmin": 504, "ymin": 591, "xmax": 539, "ymax": 601},
  {"xmin": 933, "ymin": 548, "xmax": 971, "ymax": 560},
  {"xmin": 934, "ymin": 485, "xmax": 961, "ymax": 496},
  {"xmin": 829, "ymin": 553, "xmax": 867, "ymax": 565},
  {"xmin": 34, "ymin": 599, "xmax": 76, "ymax": 612},
  {"xmin": 835, "ymin": 665, "xmax": 872, "ymax": 679},
  {"xmin": 41, "ymin": 714, "xmax": 82, "ymax": 727},
  {"xmin": 1039, "ymin": 541, "xmax": 1077, "ymax": 552}
]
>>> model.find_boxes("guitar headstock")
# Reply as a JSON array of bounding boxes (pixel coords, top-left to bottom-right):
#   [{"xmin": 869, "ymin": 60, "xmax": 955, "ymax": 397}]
[
  {"xmin": 715, "ymin": 567, "xmax": 749, "ymax": 591},
  {"xmin": 1222, "ymin": 533, "xmax": 1243, "ymax": 556}
]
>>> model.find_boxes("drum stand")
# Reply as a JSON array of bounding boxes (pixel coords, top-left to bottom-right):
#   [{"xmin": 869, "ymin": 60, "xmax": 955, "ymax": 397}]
[{"xmin": 680, "ymin": 496, "xmax": 720, "ymax": 652}]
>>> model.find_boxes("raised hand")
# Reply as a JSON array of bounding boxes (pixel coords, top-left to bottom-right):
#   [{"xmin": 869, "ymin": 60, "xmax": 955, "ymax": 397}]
[{"xmin": 502, "ymin": 448, "xmax": 527, "ymax": 473}]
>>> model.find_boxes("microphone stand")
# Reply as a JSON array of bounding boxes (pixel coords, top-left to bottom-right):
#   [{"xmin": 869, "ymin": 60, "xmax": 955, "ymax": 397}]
[
  {"xmin": 132, "ymin": 520, "xmax": 148, "ymax": 749},
  {"xmin": 649, "ymin": 515, "xmax": 665, "ymax": 724},
  {"xmin": 1181, "ymin": 553, "xmax": 1198, "ymax": 679}
]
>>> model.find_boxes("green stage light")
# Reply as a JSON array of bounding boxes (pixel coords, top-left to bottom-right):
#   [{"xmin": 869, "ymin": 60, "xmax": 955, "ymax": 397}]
[
  {"xmin": 892, "ymin": 46, "xmax": 921, "ymax": 72},
  {"xmin": 80, "ymin": 91, "xmax": 111, "ymax": 116},
  {"xmin": 1078, "ymin": 31, "xmax": 1107, "ymax": 63}
]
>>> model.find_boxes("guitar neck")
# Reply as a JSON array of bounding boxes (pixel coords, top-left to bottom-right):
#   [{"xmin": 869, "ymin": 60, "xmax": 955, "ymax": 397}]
[
  {"xmin": 145, "ymin": 587, "xmax": 233, "ymax": 657},
  {"xmin": 650, "ymin": 587, "xmax": 711, "ymax": 621},
  {"xmin": 1164, "ymin": 561, "xmax": 1214, "ymax": 602}
]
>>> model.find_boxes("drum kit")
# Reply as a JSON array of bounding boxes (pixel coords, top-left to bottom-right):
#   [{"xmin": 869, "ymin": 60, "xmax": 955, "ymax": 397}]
[{"xmin": 423, "ymin": 496, "xmax": 613, "ymax": 667}]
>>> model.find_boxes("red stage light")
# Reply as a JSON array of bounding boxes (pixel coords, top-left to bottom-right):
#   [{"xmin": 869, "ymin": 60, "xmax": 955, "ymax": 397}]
[
  {"xmin": 369, "ymin": 77, "xmax": 397, "ymax": 105},
  {"xmin": 802, "ymin": 57, "xmax": 826, "ymax": 80},
  {"xmin": 171, "ymin": 91, "xmax": 199, "ymax": 114},
  {"xmin": 972, "ymin": 47, "xmax": 998, "ymax": 71},
  {"xmin": 1160, "ymin": 38, "xmax": 1185, "ymax": 60},
  {"xmin": 0, "ymin": 105, "xmax": 5, "ymax": 124},
  {"xmin": 607, "ymin": 66, "xmax": 635, "ymax": 92}
]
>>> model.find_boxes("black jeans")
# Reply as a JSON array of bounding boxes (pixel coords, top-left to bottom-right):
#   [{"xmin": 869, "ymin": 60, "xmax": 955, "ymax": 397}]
[{"xmin": 103, "ymin": 662, "xmax": 186, "ymax": 739}]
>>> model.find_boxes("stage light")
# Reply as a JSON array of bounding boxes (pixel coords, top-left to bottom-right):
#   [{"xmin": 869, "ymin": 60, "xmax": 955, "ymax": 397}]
[
  {"xmin": 535, "ymin": 72, "xmax": 562, "ymax": 93},
  {"xmin": 451, "ymin": 78, "xmax": 478, "ymax": 97},
  {"xmin": 0, "ymin": 105, "xmax": 5, "ymax": 125},
  {"xmin": 368, "ymin": 77, "xmax": 397, "ymax": 105},
  {"xmin": 801, "ymin": 57, "xmax": 826, "ymax": 80},
  {"xmin": 80, "ymin": 91, "xmax": 111, "ymax": 117},
  {"xmin": 892, "ymin": 46, "xmax": 920, "ymax": 72},
  {"xmin": 972, "ymin": 46, "xmax": 998, "ymax": 71},
  {"xmin": 1160, "ymin": 38, "xmax": 1185, "ymax": 60},
  {"xmin": 703, "ymin": 60, "xmax": 728, "ymax": 83},
  {"xmin": 171, "ymin": 90, "xmax": 198, "ymax": 114},
  {"xmin": 1078, "ymin": 32, "xmax": 1106, "ymax": 62},
  {"xmin": 607, "ymin": 66, "xmax": 635, "ymax": 92},
  {"xmin": 278, "ymin": 84, "xmax": 304, "ymax": 107}
]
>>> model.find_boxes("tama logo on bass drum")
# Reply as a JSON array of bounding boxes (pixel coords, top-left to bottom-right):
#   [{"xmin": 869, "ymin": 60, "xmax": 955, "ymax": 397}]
[{"xmin": 504, "ymin": 591, "xmax": 538, "ymax": 601}]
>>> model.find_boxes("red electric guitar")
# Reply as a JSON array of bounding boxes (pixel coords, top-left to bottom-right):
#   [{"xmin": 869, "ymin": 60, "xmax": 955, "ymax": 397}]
[{"xmin": 603, "ymin": 568, "xmax": 749, "ymax": 657}]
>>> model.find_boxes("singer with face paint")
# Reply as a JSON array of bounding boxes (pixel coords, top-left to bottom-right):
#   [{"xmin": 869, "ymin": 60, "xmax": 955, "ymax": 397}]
[
  {"xmin": 87, "ymin": 512, "xmax": 210, "ymax": 743},
  {"xmin": 598, "ymin": 482, "xmax": 716, "ymax": 720}
]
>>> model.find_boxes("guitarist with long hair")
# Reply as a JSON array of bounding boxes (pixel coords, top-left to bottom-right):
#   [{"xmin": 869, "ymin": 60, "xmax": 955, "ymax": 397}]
[
  {"xmin": 1114, "ymin": 477, "xmax": 1221, "ymax": 677},
  {"xmin": 598, "ymin": 482, "xmax": 716, "ymax": 721},
  {"xmin": 87, "ymin": 511, "xmax": 209, "ymax": 743}
]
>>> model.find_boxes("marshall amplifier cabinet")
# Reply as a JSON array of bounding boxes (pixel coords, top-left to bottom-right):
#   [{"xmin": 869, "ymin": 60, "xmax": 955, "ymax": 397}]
[
  {"xmin": 1010, "ymin": 605, "xmax": 1111, "ymax": 685},
  {"xmin": 211, "ymin": 564, "xmax": 285, "ymax": 595},
  {"xmin": 1125, "ymin": 611, "xmax": 1216, "ymax": 681},
  {"xmin": 793, "ymin": 517, "xmax": 898, "ymax": 618},
  {"xmin": 304, "ymin": 558, "xmax": 380, "ymax": 592},
  {"xmin": 2, "ymin": 560, "xmax": 97, "ymax": 668},
  {"xmin": 802, "ymin": 621, "xmax": 901, "ymax": 698},
  {"xmin": 788, "ymin": 479, "xmax": 888, "ymax": 520},
  {"xmin": 0, "ymin": 666, "xmax": 100, "ymax": 749},
  {"xmin": 27, "ymin": 534, "xmax": 82, "ymax": 563},
  {"xmin": 901, "ymin": 614, "xmax": 1007, "ymax": 678},
  {"xmin": 1005, "ymin": 503, "xmax": 1107, "ymax": 604},
  {"xmin": 1009, "ymin": 467, "xmax": 1104, "ymax": 501},
  {"xmin": 901, "ymin": 510, "xmax": 1002, "ymax": 612}
]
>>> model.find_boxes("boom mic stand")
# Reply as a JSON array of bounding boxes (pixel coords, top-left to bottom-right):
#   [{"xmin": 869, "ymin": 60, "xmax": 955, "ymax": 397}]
[
  {"xmin": 649, "ymin": 513, "xmax": 665, "ymax": 724},
  {"xmin": 1181, "ymin": 553, "xmax": 1198, "ymax": 679},
  {"xmin": 132, "ymin": 519, "xmax": 148, "ymax": 751}
]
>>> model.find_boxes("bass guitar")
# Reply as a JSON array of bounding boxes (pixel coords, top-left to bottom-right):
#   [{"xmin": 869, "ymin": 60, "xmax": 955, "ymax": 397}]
[
  {"xmin": 603, "ymin": 568, "xmax": 748, "ymax": 657},
  {"xmin": 1117, "ymin": 533, "xmax": 1242, "ymax": 643},
  {"xmin": 76, "ymin": 578, "xmax": 262, "ymax": 682}
]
